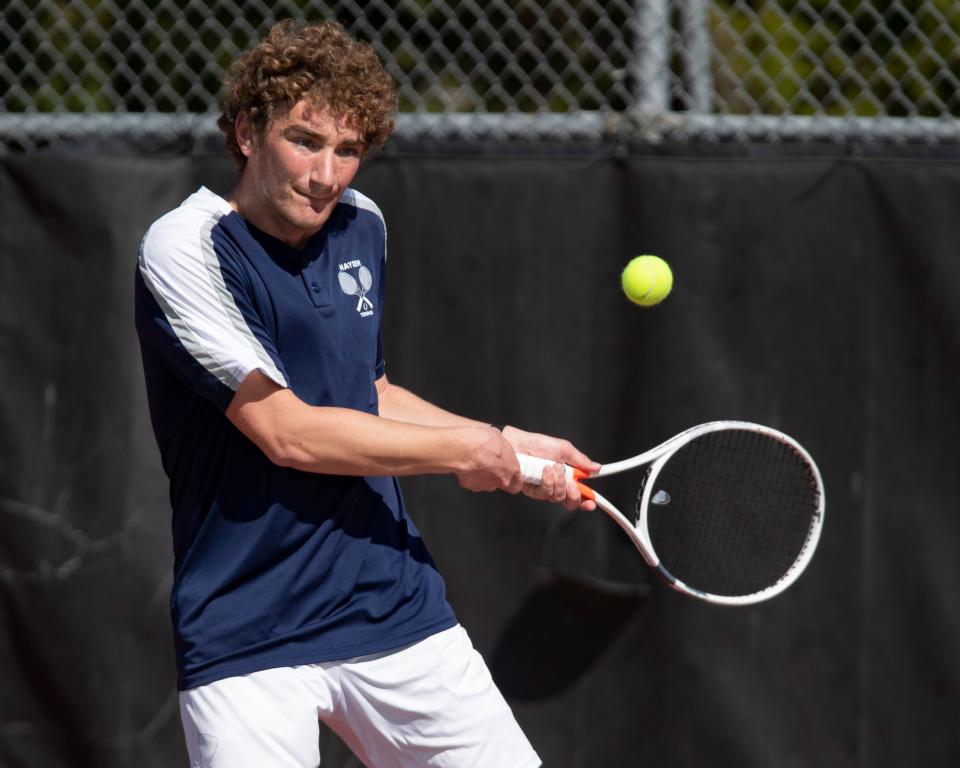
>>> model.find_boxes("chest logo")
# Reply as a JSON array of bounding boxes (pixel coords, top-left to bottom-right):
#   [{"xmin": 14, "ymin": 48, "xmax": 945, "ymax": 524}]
[{"xmin": 337, "ymin": 263, "xmax": 375, "ymax": 317}]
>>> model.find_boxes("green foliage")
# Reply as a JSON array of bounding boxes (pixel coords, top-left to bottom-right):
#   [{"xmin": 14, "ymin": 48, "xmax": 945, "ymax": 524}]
[
  {"xmin": 710, "ymin": 0, "xmax": 960, "ymax": 116},
  {"xmin": 2, "ymin": 0, "xmax": 959, "ymax": 117}
]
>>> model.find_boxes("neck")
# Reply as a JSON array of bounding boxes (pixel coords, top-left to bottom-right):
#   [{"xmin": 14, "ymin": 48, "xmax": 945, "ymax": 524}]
[{"xmin": 227, "ymin": 176, "xmax": 320, "ymax": 251}]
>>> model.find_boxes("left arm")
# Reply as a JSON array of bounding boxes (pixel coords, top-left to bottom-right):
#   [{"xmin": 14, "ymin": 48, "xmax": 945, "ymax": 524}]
[
  {"xmin": 376, "ymin": 374, "xmax": 486, "ymax": 429},
  {"xmin": 376, "ymin": 374, "xmax": 599, "ymax": 511}
]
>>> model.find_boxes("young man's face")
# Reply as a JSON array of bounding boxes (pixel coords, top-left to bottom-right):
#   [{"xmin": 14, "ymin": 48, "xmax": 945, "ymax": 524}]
[{"xmin": 236, "ymin": 100, "xmax": 365, "ymax": 249}]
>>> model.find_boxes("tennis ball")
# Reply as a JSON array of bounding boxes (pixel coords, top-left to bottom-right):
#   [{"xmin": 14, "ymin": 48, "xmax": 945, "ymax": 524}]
[{"xmin": 621, "ymin": 255, "xmax": 673, "ymax": 307}]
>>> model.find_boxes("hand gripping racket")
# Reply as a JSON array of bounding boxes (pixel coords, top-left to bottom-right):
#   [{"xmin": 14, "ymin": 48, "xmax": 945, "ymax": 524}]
[{"xmin": 517, "ymin": 421, "xmax": 824, "ymax": 605}]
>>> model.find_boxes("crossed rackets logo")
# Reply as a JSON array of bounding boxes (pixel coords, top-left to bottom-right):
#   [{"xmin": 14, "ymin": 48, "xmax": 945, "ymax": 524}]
[{"xmin": 337, "ymin": 265, "xmax": 374, "ymax": 317}]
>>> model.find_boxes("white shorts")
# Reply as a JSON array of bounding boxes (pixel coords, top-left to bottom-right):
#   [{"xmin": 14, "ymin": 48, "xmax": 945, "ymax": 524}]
[{"xmin": 179, "ymin": 625, "xmax": 540, "ymax": 768}]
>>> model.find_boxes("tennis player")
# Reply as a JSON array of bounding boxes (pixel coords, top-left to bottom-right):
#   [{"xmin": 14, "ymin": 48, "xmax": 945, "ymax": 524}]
[{"xmin": 135, "ymin": 19, "xmax": 598, "ymax": 768}]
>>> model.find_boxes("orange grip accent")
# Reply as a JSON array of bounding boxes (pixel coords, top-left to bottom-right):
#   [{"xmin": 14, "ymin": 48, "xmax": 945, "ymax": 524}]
[
  {"xmin": 572, "ymin": 468, "xmax": 595, "ymax": 501},
  {"xmin": 576, "ymin": 481, "xmax": 596, "ymax": 501}
]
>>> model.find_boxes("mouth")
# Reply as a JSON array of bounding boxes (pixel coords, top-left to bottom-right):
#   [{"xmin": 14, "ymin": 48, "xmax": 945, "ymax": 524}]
[{"xmin": 296, "ymin": 189, "xmax": 335, "ymax": 207}]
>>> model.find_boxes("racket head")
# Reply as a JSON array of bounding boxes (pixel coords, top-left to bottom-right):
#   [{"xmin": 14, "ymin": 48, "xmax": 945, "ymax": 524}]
[
  {"xmin": 358, "ymin": 265, "xmax": 373, "ymax": 290},
  {"xmin": 338, "ymin": 271, "xmax": 358, "ymax": 294},
  {"xmin": 630, "ymin": 421, "xmax": 824, "ymax": 605}
]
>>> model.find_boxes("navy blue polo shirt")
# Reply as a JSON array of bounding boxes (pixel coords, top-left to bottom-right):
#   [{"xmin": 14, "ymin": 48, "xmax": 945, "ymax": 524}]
[{"xmin": 134, "ymin": 187, "xmax": 456, "ymax": 690}]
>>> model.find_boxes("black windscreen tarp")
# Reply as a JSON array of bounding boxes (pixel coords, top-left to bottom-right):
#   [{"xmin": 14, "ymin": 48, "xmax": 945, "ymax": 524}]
[{"xmin": 1, "ymin": 144, "xmax": 957, "ymax": 767}]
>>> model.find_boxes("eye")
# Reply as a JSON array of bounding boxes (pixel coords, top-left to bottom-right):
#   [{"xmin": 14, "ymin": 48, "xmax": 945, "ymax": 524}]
[
  {"xmin": 337, "ymin": 145, "xmax": 363, "ymax": 158},
  {"xmin": 290, "ymin": 135, "xmax": 319, "ymax": 150}
]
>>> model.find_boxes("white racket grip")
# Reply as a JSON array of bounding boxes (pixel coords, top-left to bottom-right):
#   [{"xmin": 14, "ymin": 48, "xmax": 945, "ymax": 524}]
[{"xmin": 516, "ymin": 453, "xmax": 575, "ymax": 485}]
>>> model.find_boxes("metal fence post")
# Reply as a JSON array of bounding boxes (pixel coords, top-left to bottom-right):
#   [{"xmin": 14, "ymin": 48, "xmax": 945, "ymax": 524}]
[
  {"xmin": 678, "ymin": 0, "xmax": 712, "ymax": 114},
  {"xmin": 631, "ymin": 0, "xmax": 671, "ymax": 114}
]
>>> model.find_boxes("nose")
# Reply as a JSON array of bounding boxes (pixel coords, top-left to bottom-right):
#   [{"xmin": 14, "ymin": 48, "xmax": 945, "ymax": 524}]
[{"xmin": 310, "ymin": 149, "xmax": 339, "ymax": 193}]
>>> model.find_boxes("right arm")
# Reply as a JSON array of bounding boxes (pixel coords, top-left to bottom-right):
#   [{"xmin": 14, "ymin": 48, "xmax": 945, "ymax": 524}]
[
  {"xmin": 137, "ymin": 202, "xmax": 522, "ymax": 495},
  {"xmin": 226, "ymin": 369, "xmax": 525, "ymax": 493}
]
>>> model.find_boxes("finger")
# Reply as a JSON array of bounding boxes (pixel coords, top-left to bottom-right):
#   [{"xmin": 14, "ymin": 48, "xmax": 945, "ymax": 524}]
[
  {"xmin": 520, "ymin": 464, "xmax": 559, "ymax": 500},
  {"xmin": 561, "ymin": 474, "xmax": 583, "ymax": 511},
  {"xmin": 536, "ymin": 464, "xmax": 555, "ymax": 499},
  {"xmin": 508, "ymin": 459, "xmax": 528, "ymax": 494},
  {"xmin": 544, "ymin": 441, "xmax": 598, "ymax": 474},
  {"xmin": 564, "ymin": 447, "xmax": 601, "ymax": 473},
  {"xmin": 529, "ymin": 465, "xmax": 574, "ymax": 507},
  {"xmin": 537, "ymin": 439, "xmax": 600, "ymax": 474},
  {"xmin": 520, "ymin": 481, "xmax": 541, "ymax": 498},
  {"xmin": 541, "ymin": 464, "xmax": 562, "ymax": 499},
  {"xmin": 550, "ymin": 464, "xmax": 570, "ymax": 502}
]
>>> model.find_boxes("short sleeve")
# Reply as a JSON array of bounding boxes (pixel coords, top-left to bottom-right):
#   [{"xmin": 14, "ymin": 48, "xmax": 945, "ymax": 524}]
[{"xmin": 135, "ymin": 193, "xmax": 288, "ymax": 411}]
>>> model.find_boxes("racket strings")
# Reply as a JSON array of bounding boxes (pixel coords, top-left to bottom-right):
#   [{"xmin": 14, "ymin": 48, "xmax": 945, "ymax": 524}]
[{"xmin": 645, "ymin": 429, "xmax": 820, "ymax": 597}]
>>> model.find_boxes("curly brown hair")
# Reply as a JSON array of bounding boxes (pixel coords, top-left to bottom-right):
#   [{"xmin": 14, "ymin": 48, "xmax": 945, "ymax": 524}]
[{"xmin": 218, "ymin": 19, "xmax": 397, "ymax": 168}]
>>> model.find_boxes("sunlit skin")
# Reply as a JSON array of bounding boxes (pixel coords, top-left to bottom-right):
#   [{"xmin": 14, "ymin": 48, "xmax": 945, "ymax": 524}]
[{"xmin": 229, "ymin": 100, "xmax": 365, "ymax": 250}]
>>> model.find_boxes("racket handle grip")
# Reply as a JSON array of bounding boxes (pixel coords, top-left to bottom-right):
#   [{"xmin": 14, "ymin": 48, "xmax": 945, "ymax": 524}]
[
  {"xmin": 516, "ymin": 453, "xmax": 575, "ymax": 485},
  {"xmin": 516, "ymin": 453, "xmax": 596, "ymax": 501}
]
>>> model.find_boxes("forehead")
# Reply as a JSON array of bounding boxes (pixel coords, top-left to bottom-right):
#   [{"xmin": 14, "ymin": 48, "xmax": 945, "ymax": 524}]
[{"xmin": 270, "ymin": 99, "xmax": 363, "ymax": 142}]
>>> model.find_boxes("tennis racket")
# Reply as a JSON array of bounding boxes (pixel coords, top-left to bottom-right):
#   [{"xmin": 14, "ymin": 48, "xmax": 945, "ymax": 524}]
[{"xmin": 517, "ymin": 421, "xmax": 824, "ymax": 605}]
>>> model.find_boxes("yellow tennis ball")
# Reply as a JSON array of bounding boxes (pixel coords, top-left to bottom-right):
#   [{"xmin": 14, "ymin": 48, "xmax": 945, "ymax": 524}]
[{"xmin": 621, "ymin": 255, "xmax": 673, "ymax": 307}]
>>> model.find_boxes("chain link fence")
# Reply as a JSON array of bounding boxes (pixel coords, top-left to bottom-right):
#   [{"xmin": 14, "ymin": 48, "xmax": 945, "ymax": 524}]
[{"xmin": 3, "ymin": 0, "xmax": 960, "ymax": 149}]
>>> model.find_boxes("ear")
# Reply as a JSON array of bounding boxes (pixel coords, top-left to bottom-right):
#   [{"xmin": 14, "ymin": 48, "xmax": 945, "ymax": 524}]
[{"xmin": 235, "ymin": 112, "xmax": 256, "ymax": 159}]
